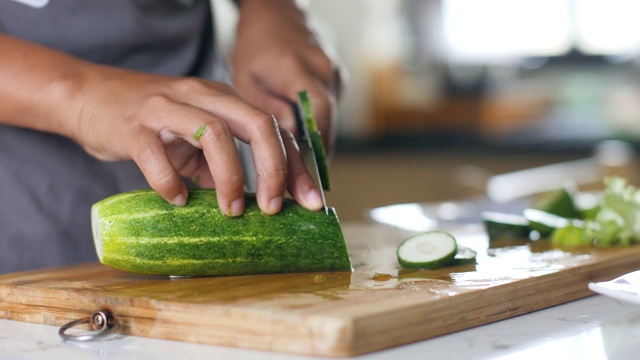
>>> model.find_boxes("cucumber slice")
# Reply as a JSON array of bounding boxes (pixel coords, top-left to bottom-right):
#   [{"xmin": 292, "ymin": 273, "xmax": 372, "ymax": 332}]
[
  {"xmin": 449, "ymin": 245, "xmax": 477, "ymax": 266},
  {"xmin": 297, "ymin": 91, "xmax": 331, "ymax": 191},
  {"xmin": 482, "ymin": 211, "xmax": 530, "ymax": 241},
  {"xmin": 396, "ymin": 231, "xmax": 458, "ymax": 269}
]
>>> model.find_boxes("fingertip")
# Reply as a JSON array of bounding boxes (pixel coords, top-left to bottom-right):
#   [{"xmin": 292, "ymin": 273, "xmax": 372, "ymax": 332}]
[
  {"xmin": 304, "ymin": 188, "xmax": 324, "ymax": 211},
  {"xmin": 225, "ymin": 197, "xmax": 245, "ymax": 217},
  {"xmin": 268, "ymin": 196, "xmax": 283, "ymax": 215},
  {"xmin": 171, "ymin": 192, "xmax": 187, "ymax": 207}
]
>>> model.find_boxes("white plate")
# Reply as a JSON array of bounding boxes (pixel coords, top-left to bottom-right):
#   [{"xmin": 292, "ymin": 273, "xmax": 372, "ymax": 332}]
[{"xmin": 589, "ymin": 270, "xmax": 640, "ymax": 305}]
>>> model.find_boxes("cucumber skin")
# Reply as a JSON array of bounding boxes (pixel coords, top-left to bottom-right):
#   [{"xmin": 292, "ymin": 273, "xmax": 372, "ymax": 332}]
[
  {"xmin": 482, "ymin": 212, "xmax": 530, "ymax": 242},
  {"xmin": 92, "ymin": 189, "xmax": 352, "ymax": 276},
  {"xmin": 298, "ymin": 91, "xmax": 331, "ymax": 191}
]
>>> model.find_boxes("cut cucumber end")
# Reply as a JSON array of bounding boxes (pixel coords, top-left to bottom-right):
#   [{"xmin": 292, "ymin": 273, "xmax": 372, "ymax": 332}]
[
  {"xmin": 91, "ymin": 204, "xmax": 103, "ymax": 262},
  {"xmin": 523, "ymin": 208, "xmax": 572, "ymax": 237},
  {"xmin": 397, "ymin": 231, "xmax": 458, "ymax": 269},
  {"xmin": 532, "ymin": 187, "xmax": 581, "ymax": 219}
]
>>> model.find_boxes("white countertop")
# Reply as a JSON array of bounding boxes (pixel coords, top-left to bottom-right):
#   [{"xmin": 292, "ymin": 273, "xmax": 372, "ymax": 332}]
[{"xmin": 1, "ymin": 294, "xmax": 639, "ymax": 360}]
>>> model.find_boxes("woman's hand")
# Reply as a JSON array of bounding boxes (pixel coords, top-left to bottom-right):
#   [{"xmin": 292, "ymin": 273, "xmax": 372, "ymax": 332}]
[
  {"xmin": 0, "ymin": 34, "xmax": 324, "ymax": 216},
  {"xmin": 231, "ymin": 0, "xmax": 343, "ymax": 155},
  {"xmin": 72, "ymin": 67, "xmax": 325, "ymax": 215}
]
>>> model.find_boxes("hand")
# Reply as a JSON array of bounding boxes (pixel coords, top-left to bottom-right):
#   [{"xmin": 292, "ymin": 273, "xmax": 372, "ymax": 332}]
[
  {"xmin": 70, "ymin": 67, "xmax": 324, "ymax": 215},
  {"xmin": 231, "ymin": 0, "xmax": 343, "ymax": 155}
]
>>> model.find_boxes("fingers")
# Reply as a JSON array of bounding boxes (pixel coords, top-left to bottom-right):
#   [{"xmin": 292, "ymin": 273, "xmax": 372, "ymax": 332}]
[
  {"xmin": 247, "ymin": 114, "xmax": 288, "ymax": 215},
  {"xmin": 128, "ymin": 129, "xmax": 188, "ymax": 207},
  {"xmin": 147, "ymin": 93, "xmax": 288, "ymax": 216},
  {"xmin": 196, "ymin": 120, "xmax": 247, "ymax": 217},
  {"xmin": 137, "ymin": 98, "xmax": 245, "ymax": 216}
]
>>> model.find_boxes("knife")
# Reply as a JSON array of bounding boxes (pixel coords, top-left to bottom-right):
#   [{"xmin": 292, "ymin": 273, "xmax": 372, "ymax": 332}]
[{"xmin": 294, "ymin": 91, "xmax": 330, "ymax": 214}]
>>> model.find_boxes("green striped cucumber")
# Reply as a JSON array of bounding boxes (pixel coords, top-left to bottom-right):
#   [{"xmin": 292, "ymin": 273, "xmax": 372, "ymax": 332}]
[{"xmin": 91, "ymin": 189, "xmax": 352, "ymax": 276}]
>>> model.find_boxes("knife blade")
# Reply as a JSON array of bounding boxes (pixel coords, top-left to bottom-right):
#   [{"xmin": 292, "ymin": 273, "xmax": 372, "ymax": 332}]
[{"xmin": 293, "ymin": 92, "xmax": 329, "ymax": 214}]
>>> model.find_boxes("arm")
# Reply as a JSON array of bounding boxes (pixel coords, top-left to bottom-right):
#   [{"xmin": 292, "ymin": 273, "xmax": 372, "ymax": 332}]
[
  {"xmin": 230, "ymin": 0, "xmax": 344, "ymax": 155},
  {"xmin": 0, "ymin": 33, "xmax": 323, "ymax": 215}
]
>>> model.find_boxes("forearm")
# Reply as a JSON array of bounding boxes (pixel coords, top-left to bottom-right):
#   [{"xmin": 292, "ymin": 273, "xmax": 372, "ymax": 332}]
[{"xmin": 0, "ymin": 33, "xmax": 93, "ymax": 140}]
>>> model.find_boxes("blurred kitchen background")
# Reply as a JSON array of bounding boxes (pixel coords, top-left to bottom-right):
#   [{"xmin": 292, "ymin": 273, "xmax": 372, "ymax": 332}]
[{"xmin": 214, "ymin": 0, "xmax": 640, "ymax": 222}]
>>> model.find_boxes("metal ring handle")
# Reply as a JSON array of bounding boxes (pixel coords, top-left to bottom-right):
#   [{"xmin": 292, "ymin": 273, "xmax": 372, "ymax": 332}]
[{"xmin": 59, "ymin": 309, "xmax": 119, "ymax": 341}]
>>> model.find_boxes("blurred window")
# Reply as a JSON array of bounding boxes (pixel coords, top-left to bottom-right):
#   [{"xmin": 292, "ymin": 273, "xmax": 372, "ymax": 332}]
[{"xmin": 441, "ymin": 0, "xmax": 640, "ymax": 63}]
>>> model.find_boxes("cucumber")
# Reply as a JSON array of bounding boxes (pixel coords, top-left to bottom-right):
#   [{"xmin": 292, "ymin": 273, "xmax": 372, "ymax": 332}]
[
  {"xmin": 297, "ymin": 91, "xmax": 331, "ymax": 191},
  {"xmin": 396, "ymin": 231, "xmax": 458, "ymax": 269},
  {"xmin": 482, "ymin": 211, "xmax": 530, "ymax": 242},
  {"xmin": 449, "ymin": 245, "xmax": 477, "ymax": 266},
  {"xmin": 523, "ymin": 208, "xmax": 572, "ymax": 237},
  {"xmin": 531, "ymin": 187, "xmax": 582, "ymax": 219},
  {"xmin": 91, "ymin": 189, "xmax": 352, "ymax": 276}
]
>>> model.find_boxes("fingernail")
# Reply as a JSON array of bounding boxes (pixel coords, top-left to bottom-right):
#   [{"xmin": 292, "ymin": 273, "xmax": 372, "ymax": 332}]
[
  {"xmin": 306, "ymin": 189, "xmax": 323, "ymax": 210},
  {"xmin": 268, "ymin": 197, "xmax": 283, "ymax": 214},
  {"xmin": 228, "ymin": 198, "xmax": 244, "ymax": 217},
  {"xmin": 172, "ymin": 193, "xmax": 187, "ymax": 207}
]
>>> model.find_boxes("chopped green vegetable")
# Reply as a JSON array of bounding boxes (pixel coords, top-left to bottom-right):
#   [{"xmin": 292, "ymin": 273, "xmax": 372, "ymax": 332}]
[
  {"xmin": 313, "ymin": 274, "xmax": 328, "ymax": 283},
  {"xmin": 589, "ymin": 176, "xmax": 640, "ymax": 247},
  {"xmin": 482, "ymin": 211, "xmax": 530, "ymax": 242},
  {"xmin": 550, "ymin": 223, "xmax": 592, "ymax": 250},
  {"xmin": 297, "ymin": 91, "xmax": 331, "ymax": 191},
  {"xmin": 523, "ymin": 208, "xmax": 573, "ymax": 237},
  {"xmin": 193, "ymin": 123, "xmax": 206, "ymax": 141},
  {"xmin": 531, "ymin": 186, "xmax": 582, "ymax": 219},
  {"xmin": 547, "ymin": 176, "xmax": 640, "ymax": 249}
]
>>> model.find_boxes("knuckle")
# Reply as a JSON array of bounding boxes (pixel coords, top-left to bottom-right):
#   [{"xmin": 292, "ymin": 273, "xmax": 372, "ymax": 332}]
[
  {"xmin": 201, "ymin": 120, "xmax": 233, "ymax": 143},
  {"xmin": 153, "ymin": 171, "xmax": 180, "ymax": 194},
  {"xmin": 310, "ymin": 92, "xmax": 331, "ymax": 113},
  {"xmin": 258, "ymin": 166, "xmax": 288, "ymax": 180},
  {"xmin": 171, "ymin": 77, "xmax": 207, "ymax": 93},
  {"xmin": 250, "ymin": 112, "xmax": 278, "ymax": 133},
  {"xmin": 279, "ymin": 52, "xmax": 301, "ymax": 69},
  {"xmin": 139, "ymin": 93, "xmax": 173, "ymax": 115},
  {"xmin": 130, "ymin": 136, "xmax": 155, "ymax": 164},
  {"xmin": 279, "ymin": 127, "xmax": 296, "ymax": 144},
  {"xmin": 313, "ymin": 53, "xmax": 335, "ymax": 80},
  {"xmin": 224, "ymin": 172, "xmax": 245, "ymax": 192}
]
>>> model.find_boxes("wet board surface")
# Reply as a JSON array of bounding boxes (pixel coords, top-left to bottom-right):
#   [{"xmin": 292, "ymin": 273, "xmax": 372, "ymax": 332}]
[{"xmin": 1, "ymin": 223, "xmax": 640, "ymax": 357}]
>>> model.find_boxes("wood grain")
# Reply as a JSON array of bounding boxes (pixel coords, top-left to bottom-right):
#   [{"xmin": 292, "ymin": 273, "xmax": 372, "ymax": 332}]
[{"xmin": 1, "ymin": 223, "xmax": 639, "ymax": 357}]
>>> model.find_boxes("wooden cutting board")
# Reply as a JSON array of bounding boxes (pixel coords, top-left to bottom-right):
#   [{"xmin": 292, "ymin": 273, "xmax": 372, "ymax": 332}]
[{"xmin": 1, "ymin": 222, "xmax": 640, "ymax": 357}]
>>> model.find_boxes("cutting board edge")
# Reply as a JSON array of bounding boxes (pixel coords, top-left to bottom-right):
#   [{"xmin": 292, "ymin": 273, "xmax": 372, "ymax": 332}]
[{"xmin": 0, "ymin": 287, "xmax": 359, "ymax": 357}]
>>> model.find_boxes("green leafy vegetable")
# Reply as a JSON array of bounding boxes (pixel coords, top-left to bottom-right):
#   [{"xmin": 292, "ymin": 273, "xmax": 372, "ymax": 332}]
[
  {"xmin": 590, "ymin": 176, "xmax": 640, "ymax": 247},
  {"xmin": 552, "ymin": 176, "xmax": 640, "ymax": 248}
]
